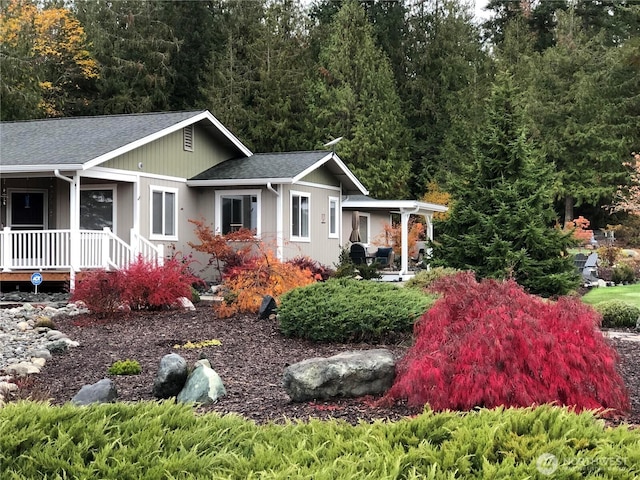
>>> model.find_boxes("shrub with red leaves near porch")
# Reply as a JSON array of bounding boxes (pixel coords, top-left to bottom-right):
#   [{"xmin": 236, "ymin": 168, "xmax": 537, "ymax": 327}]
[
  {"xmin": 383, "ymin": 272, "xmax": 629, "ymax": 416},
  {"xmin": 72, "ymin": 257, "xmax": 202, "ymax": 314}
]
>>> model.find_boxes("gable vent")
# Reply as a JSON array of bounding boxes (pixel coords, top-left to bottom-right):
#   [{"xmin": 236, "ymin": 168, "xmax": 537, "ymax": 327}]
[{"xmin": 183, "ymin": 125, "xmax": 194, "ymax": 152}]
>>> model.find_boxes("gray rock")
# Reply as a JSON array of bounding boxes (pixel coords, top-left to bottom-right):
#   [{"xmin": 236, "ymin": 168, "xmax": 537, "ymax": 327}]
[
  {"xmin": 177, "ymin": 363, "xmax": 226, "ymax": 405},
  {"xmin": 4, "ymin": 361, "xmax": 41, "ymax": 376},
  {"xmin": 282, "ymin": 349, "xmax": 396, "ymax": 402},
  {"xmin": 153, "ymin": 353, "xmax": 189, "ymax": 399},
  {"xmin": 71, "ymin": 379, "xmax": 118, "ymax": 406},
  {"xmin": 45, "ymin": 339, "xmax": 70, "ymax": 353}
]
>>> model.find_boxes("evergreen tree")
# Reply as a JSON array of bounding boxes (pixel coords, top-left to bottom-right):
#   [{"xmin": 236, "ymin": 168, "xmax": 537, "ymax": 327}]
[
  {"xmin": 431, "ymin": 72, "xmax": 579, "ymax": 297},
  {"xmin": 527, "ymin": 10, "xmax": 635, "ymax": 222},
  {"xmin": 308, "ymin": 0, "xmax": 412, "ymax": 198},
  {"xmin": 74, "ymin": 0, "xmax": 179, "ymax": 114}
]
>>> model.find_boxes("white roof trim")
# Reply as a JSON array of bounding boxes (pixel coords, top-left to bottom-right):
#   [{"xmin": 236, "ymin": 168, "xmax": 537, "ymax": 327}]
[
  {"xmin": 187, "ymin": 178, "xmax": 292, "ymax": 187},
  {"xmin": 292, "ymin": 152, "xmax": 368, "ymax": 195},
  {"xmin": 342, "ymin": 198, "xmax": 448, "ymax": 213},
  {"xmin": 0, "ymin": 164, "xmax": 84, "ymax": 173},
  {"xmin": 83, "ymin": 111, "xmax": 253, "ymax": 170}
]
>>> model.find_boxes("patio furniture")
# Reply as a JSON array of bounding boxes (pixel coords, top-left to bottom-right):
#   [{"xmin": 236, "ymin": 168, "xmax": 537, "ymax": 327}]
[
  {"xmin": 349, "ymin": 243, "xmax": 367, "ymax": 265},
  {"xmin": 373, "ymin": 247, "xmax": 394, "ymax": 270}
]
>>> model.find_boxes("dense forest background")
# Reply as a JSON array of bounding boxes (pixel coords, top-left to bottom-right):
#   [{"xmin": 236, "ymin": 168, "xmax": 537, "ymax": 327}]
[{"xmin": 1, "ymin": 0, "xmax": 639, "ymax": 229}]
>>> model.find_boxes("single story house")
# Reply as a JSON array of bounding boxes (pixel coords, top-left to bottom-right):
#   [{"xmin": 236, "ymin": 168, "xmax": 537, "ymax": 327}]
[{"xmin": 0, "ymin": 110, "xmax": 446, "ymax": 286}]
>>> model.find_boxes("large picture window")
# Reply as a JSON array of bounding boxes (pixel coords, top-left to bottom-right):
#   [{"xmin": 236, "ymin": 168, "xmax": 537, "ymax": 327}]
[
  {"xmin": 80, "ymin": 187, "xmax": 115, "ymax": 231},
  {"xmin": 291, "ymin": 191, "xmax": 310, "ymax": 241},
  {"xmin": 150, "ymin": 186, "xmax": 177, "ymax": 239},
  {"xmin": 215, "ymin": 190, "xmax": 261, "ymax": 235}
]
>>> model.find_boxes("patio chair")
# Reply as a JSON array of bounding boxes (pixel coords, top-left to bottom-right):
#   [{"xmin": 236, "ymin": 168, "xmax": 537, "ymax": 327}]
[
  {"xmin": 373, "ymin": 247, "xmax": 394, "ymax": 270},
  {"xmin": 349, "ymin": 243, "xmax": 367, "ymax": 265}
]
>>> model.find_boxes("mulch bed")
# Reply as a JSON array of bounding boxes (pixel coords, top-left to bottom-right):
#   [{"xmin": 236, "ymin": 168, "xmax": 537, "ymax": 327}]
[{"xmin": 17, "ymin": 303, "xmax": 640, "ymax": 426}]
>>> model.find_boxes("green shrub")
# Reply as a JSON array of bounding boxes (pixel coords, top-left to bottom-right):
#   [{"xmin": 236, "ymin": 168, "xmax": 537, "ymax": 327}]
[
  {"xmin": 404, "ymin": 267, "xmax": 460, "ymax": 291},
  {"xmin": 108, "ymin": 359, "xmax": 142, "ymax": 375},
  {"xmin": 278, "ymin": 278, "xmax": 434, "ymax": 342},
  {"xmin": 612, "ymin": 263, "xmax": 636, "ymax": 284},
  {"xmin": 191, "ymin": 287, "xmax": 201, "ymax": 304},
  {"xmin": 0, "ymin": 402, "xmax": 638, "ymax": 479},
  {"xmin": 594, "ymin": 300, "xmax": 640, "ymax": 328}
]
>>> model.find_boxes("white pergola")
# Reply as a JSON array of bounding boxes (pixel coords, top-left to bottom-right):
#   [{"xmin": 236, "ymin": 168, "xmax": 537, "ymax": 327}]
[{"xmin": 342, "ymin": 196, "xmax": 448, "ymax": 278}]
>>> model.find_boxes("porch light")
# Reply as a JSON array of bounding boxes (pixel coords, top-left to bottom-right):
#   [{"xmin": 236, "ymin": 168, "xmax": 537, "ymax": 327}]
[{"xmin": 1, "ymin": 188, "xmax": 6, "ymax": 206}]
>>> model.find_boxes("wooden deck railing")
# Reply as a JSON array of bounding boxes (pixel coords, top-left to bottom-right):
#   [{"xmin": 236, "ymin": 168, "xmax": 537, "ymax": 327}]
[{"xmin": 0, "ymin": 227, "xmax": 164, "ymax": 272}]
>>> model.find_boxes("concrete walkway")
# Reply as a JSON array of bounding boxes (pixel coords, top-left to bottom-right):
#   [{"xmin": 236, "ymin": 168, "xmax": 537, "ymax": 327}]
[{"xmin": 603, "ymin": 330, "xmax": 640, "ymax": 342}]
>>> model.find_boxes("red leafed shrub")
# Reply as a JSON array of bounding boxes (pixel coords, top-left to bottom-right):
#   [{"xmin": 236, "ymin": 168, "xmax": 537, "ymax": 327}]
[
  {"xmin": 72, "ymin": 257, "xmax": 202, "ymax": 314},
  {"xmin": 382, "ymin": 272, "xmax": 630, "ymax": 415}
]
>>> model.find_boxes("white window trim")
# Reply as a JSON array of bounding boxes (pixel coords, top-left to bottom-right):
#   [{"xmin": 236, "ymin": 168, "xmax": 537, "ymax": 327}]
[
  {"xmin": 290, "ymin": 190, "xmax": 310, "ymax": 242},
  {"xmin": 7, "ymin": 188, "xmax": 49, "ymax": 229},
  {"xmin": 359, "ymin": 212, "xmax": 371, "ymax": 246},
  {"xmin": 215, "ymin": 189, "xmax": 262, "ymax": 236},
  {"xmin": 149, "ymin": 185, "xmax": 178, "ymax": 241},
  {"xmin": 80, "ymin": 184, "xmax": 117, "ymax": 233},
  {"xmin": 328, "ymin": 196, "xmax": 339, "ymax": 239}
]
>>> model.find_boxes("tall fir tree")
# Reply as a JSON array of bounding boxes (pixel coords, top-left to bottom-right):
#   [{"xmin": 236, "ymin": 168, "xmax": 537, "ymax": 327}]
[
  {"xmin": 308, "ymin": 0, "xmax": 412, "ymax": 198},
  {"xmin": 431, "ymin": 72, "xmax": 579, "ymax": 297}
]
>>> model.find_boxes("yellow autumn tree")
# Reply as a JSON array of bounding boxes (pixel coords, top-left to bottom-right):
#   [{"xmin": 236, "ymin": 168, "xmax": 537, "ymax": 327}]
[
  {"xmin": 421, "ymin": 181, "xmax": 451, "ymax": 220},
  {"xmin": 0, "ymin": 0, "xmax": 98, "ymax": 119}
]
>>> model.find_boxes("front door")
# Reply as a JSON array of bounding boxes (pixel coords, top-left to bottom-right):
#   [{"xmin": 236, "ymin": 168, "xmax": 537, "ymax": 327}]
[{"xmin": 9, "ymin": 190, "xmax": 46, "ymax": 230}]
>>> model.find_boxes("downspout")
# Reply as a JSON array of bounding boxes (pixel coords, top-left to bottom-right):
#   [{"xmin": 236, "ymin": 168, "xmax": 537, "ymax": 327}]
[
  {"xmin": 267, "ymin": 182, "xmax": 283, "ymax": 261},
  {"xmin": 54, "ymin": 170, "xmax": 79, "ymax": 290},
  {"xmin": 399, "ymin": 205, "xmax": 420, "ymax": 278}
]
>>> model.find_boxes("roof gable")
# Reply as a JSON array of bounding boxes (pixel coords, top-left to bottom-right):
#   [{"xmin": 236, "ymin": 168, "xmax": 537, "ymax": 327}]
[
  {"xmin": 188, "ymin": 151, "xmax": 368, "ymax": 195},
  {"xmin": 0, "ymin": 111, "xmax": 252, "ymax": 173}
]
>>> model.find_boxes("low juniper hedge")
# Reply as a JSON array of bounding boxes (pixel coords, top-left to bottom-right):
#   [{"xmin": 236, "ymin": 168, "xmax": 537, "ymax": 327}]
[
  {"xmin": 383, "ymin": 272, "xmax": 630, "ymax": 416},
  {"xmin": 1, "ymin": 402, "xmax": 638, "ymax": 479},
  {"xmin": 595, "ymin": 301, "xmax": 640, "ymax": 329},
  {"xmin": 278, "ymin": 278, "xmax": 434, "ymax": 342}
]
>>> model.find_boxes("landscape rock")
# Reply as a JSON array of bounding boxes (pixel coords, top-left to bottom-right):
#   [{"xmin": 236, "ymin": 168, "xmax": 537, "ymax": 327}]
[
  {"xmin": 4, "ymin": 361, "xmax": 41, "ymax": 376},
  {"xmin": 282, "ymin": 349, "xmax": 396, "ymax": 402},
  {"xmin": 258, "ymin": 295, "xmax": 277, "ymax": 319},
  {"xmin": 177, "ymin": 362, "xmax": 226, "ymax": 405},
  {"xmin": 71, "ymin": 379, "xmax": 118, "ymax": 406},
  {"xmin": 177, "ymin": 297, "xmax": 196, "ymax": 311},
  {"xmin": 153, "ymin": 353, "xmax": 189, "ymax": 399}
]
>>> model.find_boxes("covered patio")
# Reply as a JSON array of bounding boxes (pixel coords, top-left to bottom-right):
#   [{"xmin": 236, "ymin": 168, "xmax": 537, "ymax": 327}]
[{"xmin": 342, "ymin": 195, "xmax": 448, "ymax": 281}]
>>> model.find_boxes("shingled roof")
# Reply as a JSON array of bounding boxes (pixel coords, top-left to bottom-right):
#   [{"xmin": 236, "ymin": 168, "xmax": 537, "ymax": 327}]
[
  {"xmin": 188, "ymin": 151, "xmax": 368, "ymax": 195},
  {"xmin": 0, "ymin": 111, "xmax": 251, "ymax": 172}
]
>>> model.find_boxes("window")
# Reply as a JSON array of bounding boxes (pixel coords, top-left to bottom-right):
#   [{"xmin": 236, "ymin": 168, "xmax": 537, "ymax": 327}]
[
  {"xmin": 80, "ymin": 187, "xmax": 115, "ymax": 231},
  {"xmin": 291, "ymin": 191, "xmax": 310, "ymax": 241},
  {"xmin": 150, "ymin": 187, "xmax": 177, "ymax": 239},
  {"xmin": 328, "ymin": 197, "xmax": 339, "ymax": 238},
  {"xmin": 216, "ymin": 190, "xmax": 261, "ymax": 235},
  {"xmin": 183, "ymin": 125, "xmax": 193, "ymax": 151},
  {"xmin": 359, "ymin": 213, "xmax": 370, "ymax": 244}
]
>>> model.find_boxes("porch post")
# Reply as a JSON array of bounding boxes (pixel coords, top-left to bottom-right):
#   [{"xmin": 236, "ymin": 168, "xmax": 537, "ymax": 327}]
[
  {"xmin": 2, "ymin": 227, "xmax": 11, "ymax": 272},
  {"xmin": 69, "ymin": 174, "xmax": 81, "ymax": 289},
  {"xmin": 400, "ymin": 212, "xmax": 409, "ymax": 276}
]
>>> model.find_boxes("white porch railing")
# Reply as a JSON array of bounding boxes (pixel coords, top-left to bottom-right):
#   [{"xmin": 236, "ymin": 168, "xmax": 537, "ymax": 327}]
[{"xmin": 1, "ymin": 227, "xmax": 164, "ymax": 272}]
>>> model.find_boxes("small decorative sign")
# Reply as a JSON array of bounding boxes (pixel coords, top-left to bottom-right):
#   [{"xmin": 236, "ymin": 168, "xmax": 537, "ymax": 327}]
[{"xmin": 31, "ymin": 272, "xmax": 43, "ymax": 293}]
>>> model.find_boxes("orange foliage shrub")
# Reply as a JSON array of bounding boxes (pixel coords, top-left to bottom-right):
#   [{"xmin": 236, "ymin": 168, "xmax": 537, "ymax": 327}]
[
  {"xmin": 375, "ymin": 219, "xmax": 425, "ymax": 258},
  {"xmin": 216, "ymin": 250, "xmax": 316, "ymax": 318}
]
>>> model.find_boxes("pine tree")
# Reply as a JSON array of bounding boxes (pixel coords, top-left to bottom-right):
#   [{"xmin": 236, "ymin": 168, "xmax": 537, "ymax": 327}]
[
  {"xmin": 308, "ymin": 0, "xmax": 412, "ymax": 198},
  {"xmin": 431, "ymin": 72, "xmax": 579, "ymax": 297}
]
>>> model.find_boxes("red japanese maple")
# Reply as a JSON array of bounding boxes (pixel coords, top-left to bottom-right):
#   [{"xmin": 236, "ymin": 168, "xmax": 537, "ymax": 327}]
[{"xmin": 383, "ymin": 272, "xmax": 629, "ymax": 415}]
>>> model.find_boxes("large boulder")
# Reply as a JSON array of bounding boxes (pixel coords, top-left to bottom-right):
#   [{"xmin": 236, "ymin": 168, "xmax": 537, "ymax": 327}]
[
  {"xmin": 153, "ymin": 353, "xmax": 189, "ymax": 399},
  {"xmin": 177, "ymin": 359, "xmax": 226, "ymax": 405},
  {"xmin": 71, "ymin": 378, "xmax": 117, "ymax": 406},
  {"xmin": 282, "ymin": 349, "xmax": 396, "ymax": 402}
]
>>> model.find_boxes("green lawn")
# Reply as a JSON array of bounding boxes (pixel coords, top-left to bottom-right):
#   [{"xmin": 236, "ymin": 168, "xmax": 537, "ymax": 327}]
[{"xmin": 582, "ymin": 283, "xmax": 640, "ymax": 308}]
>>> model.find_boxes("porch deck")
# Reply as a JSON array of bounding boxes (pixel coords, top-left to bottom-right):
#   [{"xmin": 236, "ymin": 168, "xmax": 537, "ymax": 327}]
[{"xmin": 0, "ymin": 228, "xmax": 163, "ymax": 288}]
